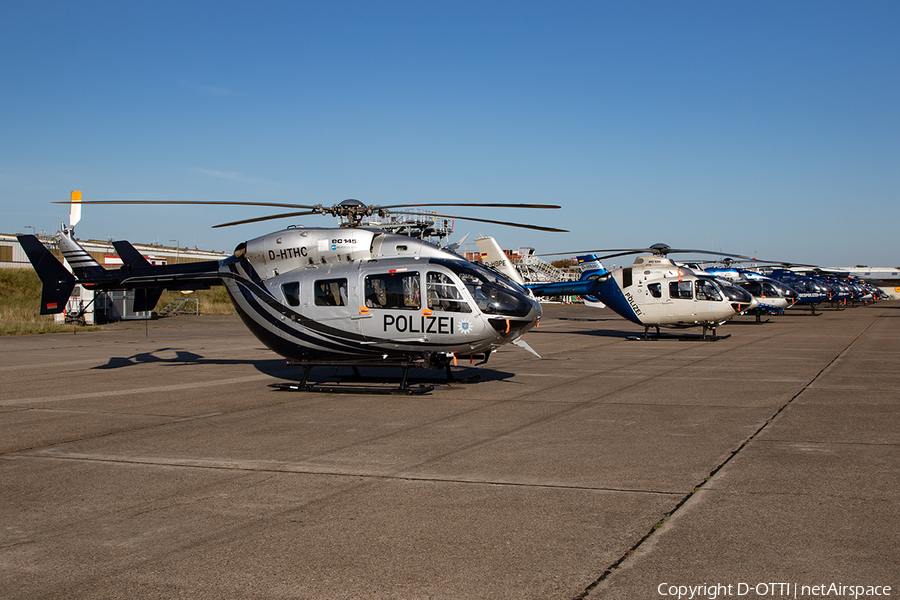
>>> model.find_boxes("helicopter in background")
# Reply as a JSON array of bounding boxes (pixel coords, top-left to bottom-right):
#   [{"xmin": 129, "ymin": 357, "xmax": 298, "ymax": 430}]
[
  {"xmin": 754, "ymin": 265, "xmax": 835, "ymax": 315},
  {"xmin": 476, "ymin": 240, "xmax": 756, "ymax": 340},
  {"xmin": 815, "ymin": 272, "xmax": 882, "ymax": 304},
  {"xmin": 691, "ymin": 261, "xmax": 800, "ymax": 322},
  {"xmin": 19, "ymin": 194, "xmax": 566, "ymax": 394},
  {"xmin": 780, "ymin": 268, "xmax": 883, "ymax": 308}
]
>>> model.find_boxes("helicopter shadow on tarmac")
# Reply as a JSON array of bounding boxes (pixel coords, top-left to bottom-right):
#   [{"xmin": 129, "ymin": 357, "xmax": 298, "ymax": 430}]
[
  {"xmin": 92, "ymin": 347, "xmax": 516, "ymax": 391},
  {"xmin": 93, "ymin": 347, "xmax": 290, "ymax": 375},
  {"xmin": 549, "ymin": 317, "xmax": 645, "ymax": 339},
  {"xmin": 550, "ymin": 319, "xmax": 734, "ymax": 341}
]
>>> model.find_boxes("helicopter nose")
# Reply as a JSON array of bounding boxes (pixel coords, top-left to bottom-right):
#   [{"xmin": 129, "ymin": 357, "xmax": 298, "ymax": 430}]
[
  {"xmin": 489, "ymin": 296, "xmax": 542, "ymax": 339},
  {"xmin": 732, "ymin": 297, "xmax": 758, "ymax": 313}
]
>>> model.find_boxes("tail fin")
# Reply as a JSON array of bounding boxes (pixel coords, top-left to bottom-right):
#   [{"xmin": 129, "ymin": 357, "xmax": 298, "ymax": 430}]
[
  {"xmin": 56, "ymin": 230, "xmax": 106, "ymax": 280},
  {"xmin": 112, "ymin": 240, "xmax": 153, "ymax": 269},
  {"xmin": 575, "ymin": 254, "xmax": 608, "ymax": 308},
  {"xmin": 132, "ymin": 288, "xmax": 164, "ymax": 313},
  {"xmin": 576, "ymin": 254, "xmax": 607, "ymax": 279},
  {"xmin": 17, "ymin": 235, "xmax": 77, "ymax": 314},
  {"xmin": 474, "ymin": 237, "xmax": 525, "ymax": 285},
  {"xmin": 112, "ymin": 240, "xmax": 164, "ymax": 311}
]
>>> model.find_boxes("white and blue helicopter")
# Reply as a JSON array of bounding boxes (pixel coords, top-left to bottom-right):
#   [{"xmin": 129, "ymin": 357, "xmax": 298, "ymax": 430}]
[
  {"xmin": 19, "ymin": 194, "xmax": 565, "ymax": 393},
  {"xmin": 476, "ymin": 240, "xmax": 756, "ymax": 340}
]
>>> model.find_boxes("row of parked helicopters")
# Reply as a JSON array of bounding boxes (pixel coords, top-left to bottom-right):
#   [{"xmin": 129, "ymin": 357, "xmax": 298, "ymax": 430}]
[
  {"xmin": 17, "ymin": 194, "xmax": 889, "ymax": 393},
  {"xmin": 475, "ymin": 238, "xmax": 885, "ymax": 328}
]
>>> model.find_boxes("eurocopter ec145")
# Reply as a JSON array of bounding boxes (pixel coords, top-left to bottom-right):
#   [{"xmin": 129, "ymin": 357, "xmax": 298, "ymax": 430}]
[
  {"xmin": 18, "ymin": 194, "xmax": 565, "ymax": 393},
  {"xmin": 477, "ymin": 241, "xmax": 756, "ymax": 339}
]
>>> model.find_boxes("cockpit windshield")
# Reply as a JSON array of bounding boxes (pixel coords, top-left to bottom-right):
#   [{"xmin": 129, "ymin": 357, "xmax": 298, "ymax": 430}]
[
  {"xmin": 432, "ymin": 258, "xmax": 534, "ymax": 317},
  {"xmin": 708, "ymin": 278, "xmax": 752, "ymax": 303},
  {"xmin": 695, "ymin": 279, "xmax": 723, "ymax": 302}
]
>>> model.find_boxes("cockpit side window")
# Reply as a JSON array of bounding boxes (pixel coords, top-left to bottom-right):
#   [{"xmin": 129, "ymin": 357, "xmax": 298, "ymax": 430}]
[
  {"xmin": 762, "ymin": 282, "xmax": 779, "ymax": 296},
  {"xmin": 647, "ymin": 283, "xmax": 662, "ymax": 298},
  {"xmin": 669, "ymin": 280, "xmax": 693, "ymax": 300},
  {"xmin": 695, "ymin": 279, "xmax": 723, "ymax": 302},
  {"xmin": 428, "ymin": 257, "xmax": 533, "ymax": 317},
  {"xmin": 314, "ymin": 278, "xmax": 348, "ymax": 306},
  {"xmin": 742, "ymin": 281, "xmax": 762, "ymax": 296},
  {"xmin": 427, "ymin": 272, "xmax": 472, "ymax": 313},
  {"xmin": 281, "ymin": 282, "xmax": 300, "ymax": 307},
  {"xmin": 364, "ymin": 272, "xmax": 420, "ymax": 310}
]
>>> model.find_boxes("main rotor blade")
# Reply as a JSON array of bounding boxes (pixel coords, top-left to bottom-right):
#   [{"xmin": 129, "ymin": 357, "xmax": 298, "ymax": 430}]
[
  {"xmin": 52, "ymin": 199, "xmax": 321, "ymax": 209},
  {"xmin": 597, "ymin": 250, "xmax": 652, "ymax": 260},
  {"xmin": 539, "ymin": 248, "xmax": 750, "ymax": 260},
  {"xmin": 378, "ymin": 203, "xmax": 561, "ymax": 210},
  {"xmin": 594, "ymin": 248, "xmax": 750, "ymax": 260},
  {"xmin": 389, "ymin": 211, "xmax": 567, "ymax": 232},
  {"xmin": 53, "ymin": 199, "xmax": 562, "ymax": 210},
  {"xmin": 742, "ymin": 258, "xmax": 819, "ymax": 268},
  {"xmin": 213, "ymin": 210, "xmax": 320, "ymax": 228},
  {"xmin": 49, "ymin": 198, "xmax": 565, "ymax": 231},
  {"xmin": 662, "ymin": 248, "xmax": 748, "ymax": 257},
  {"xmin": 538, "ymin": 248, "xmax": 641, "ymax": 258}
]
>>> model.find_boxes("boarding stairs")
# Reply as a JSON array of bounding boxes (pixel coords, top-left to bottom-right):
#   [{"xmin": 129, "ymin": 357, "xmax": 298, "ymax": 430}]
[{"xmin": 513, "ymin": 251, "xmax": 578, "ymax": 284}]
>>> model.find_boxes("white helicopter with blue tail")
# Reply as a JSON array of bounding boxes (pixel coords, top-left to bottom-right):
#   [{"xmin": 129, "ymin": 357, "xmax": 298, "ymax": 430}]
[{"xmin": 477, "ymin": 241, "xmax": 756, "ymax": 340}]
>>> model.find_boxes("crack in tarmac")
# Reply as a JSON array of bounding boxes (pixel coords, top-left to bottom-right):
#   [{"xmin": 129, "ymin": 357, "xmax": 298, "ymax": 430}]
[{"xmin": 569, "ymin": 309, "xmax": 885, "ymax": 600}]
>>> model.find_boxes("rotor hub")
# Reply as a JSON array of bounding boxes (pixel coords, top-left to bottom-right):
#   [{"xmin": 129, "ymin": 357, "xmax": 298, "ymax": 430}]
[{"xmin": 329, "ymin": 199, "xmax": 376, "ymax": 227}]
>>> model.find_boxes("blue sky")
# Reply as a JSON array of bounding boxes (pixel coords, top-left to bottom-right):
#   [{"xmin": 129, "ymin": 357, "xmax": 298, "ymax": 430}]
[{"xmin": 2, "ymin": 1, "xmax": 898, "ymax": 266}]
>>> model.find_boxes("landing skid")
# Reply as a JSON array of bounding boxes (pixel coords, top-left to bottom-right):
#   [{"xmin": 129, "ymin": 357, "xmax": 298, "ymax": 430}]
[
  {"xmin": 753, "ymin": 314, "xmax": 771, "ymax": 324},
  {"xmin": 269, "ymin": 357, "xmax": 482, "ymax": 395},
  {"xmin": 626, "ymin": 325, "xmax": 730, "ymax": 342},
  {"xmin": 270, "ymin": 381, "xmax": 435, "ymax": 395}
]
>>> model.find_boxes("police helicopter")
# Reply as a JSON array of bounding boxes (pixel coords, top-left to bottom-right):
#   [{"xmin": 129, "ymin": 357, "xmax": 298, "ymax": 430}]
[
  {"xmin": 745, "ymin": 262, "xmax": 835, "ymax": 315},
  {"xmin": 18, "ymin": 193, "xmax": 566, "ymax": 394},
  {"xmin": 475, "ymin": 241, "xmax": 756, "ymax": 340},
  {"xmin": 691, "ymin": 260, "xmax": 800, "ymax": 322},
  {"xmin": 815, "ymin": 271, "xmax": 880, "ymax": 305}
]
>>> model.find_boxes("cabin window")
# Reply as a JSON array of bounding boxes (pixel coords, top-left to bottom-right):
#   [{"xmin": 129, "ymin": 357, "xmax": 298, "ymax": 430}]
[
  {"xmin": 281, "ymin": 282, "xmax": 300, "ymax": 307},
  {"xmin": 427, "ymin": 272, "xmax": 472, "ymax": 313},
  {"xmin": 669, "ymin": 280, "xmax": 693, "ymax": 300},
  {"xmin": 364, "ymin": 272, "xmax": 420, "ymax": 310},
  {"xmin": 314, "ymin": 278, "xmax": 348, "ymax": 306},
  {"xmin": 647, "ymin": 283, "xmax": 662, "ymax": 298},
  {"xmin": 695, "ymin": 280, "xmax": 722, "ymax": 302}
]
